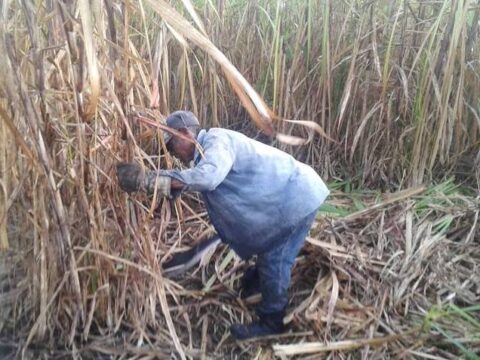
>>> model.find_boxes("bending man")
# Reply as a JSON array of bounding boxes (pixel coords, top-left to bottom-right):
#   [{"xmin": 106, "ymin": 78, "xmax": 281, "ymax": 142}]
[{"xmin": 116, "ymin": 111, "xmax": 329, "ymax": 340}]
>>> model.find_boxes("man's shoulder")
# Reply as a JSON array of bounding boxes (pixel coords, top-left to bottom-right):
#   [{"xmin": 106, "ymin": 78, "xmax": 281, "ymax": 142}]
[
  {"xmin": 206, "ymin": 127, "xmax": 240, "ymax": 136},
  {"xmin": 204, "ymin": 128, "xmax": 248, "ymax": 143}
]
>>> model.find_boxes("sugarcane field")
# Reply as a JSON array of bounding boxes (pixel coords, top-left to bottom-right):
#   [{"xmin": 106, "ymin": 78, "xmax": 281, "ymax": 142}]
[{"xmin": 0, "ymin": 0, "xmax": 479, "ymax": 359}]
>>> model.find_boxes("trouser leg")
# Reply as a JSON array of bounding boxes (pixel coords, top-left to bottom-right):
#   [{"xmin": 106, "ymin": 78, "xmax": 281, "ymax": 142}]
[
  {"xmin": 230, "ymin": 210, "xmax": 318, "ymax": 340},
  {"xmin": 256, "ymin": 210, "xmax": 318, "ymax": 315}
]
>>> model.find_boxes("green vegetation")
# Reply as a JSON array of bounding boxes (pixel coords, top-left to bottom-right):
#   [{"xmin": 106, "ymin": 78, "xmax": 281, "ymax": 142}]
[{"xmin": 423, "ymin": 304, "xmax": 480, "ymax": 360}]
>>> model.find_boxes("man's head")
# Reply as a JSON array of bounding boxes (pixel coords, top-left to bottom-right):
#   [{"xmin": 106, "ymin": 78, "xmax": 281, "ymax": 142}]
[{"xmin": 164, "ymin": 111, "xmax": 200, "ymax": 164}]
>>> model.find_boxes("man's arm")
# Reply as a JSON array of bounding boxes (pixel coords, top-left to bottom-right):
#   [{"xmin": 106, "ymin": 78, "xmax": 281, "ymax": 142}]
[
  {"xmin": 117, "ymin": 135, "xmax": 234, "ymax": 195},
  {"xmin": 146, "ymin": 135, "xmax": 235, "ymax": 193}
]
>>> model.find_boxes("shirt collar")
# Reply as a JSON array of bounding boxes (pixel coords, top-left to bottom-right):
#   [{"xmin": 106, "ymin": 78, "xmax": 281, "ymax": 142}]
[{"xmin": 193, "ymin": 129, "xmax": 207, "ymax": 165}]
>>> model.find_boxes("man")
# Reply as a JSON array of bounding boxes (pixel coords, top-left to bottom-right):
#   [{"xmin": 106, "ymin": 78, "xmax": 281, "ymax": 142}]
[{"xmin": 116, "ymin": 111, "xmax": 329, "ymax": 340}]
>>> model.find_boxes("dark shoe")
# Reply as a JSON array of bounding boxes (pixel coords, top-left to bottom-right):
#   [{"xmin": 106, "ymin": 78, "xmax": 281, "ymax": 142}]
[
  {"xmin": 230, "ymin": 311, "xmax": 285, "ymax": 340},
  {"xmin": 241, "ymin": 267, "xmax": 260, "ymax": 299}
]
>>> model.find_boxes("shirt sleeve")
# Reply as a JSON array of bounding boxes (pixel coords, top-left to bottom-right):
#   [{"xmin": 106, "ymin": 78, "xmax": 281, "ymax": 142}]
[{"xmin": 154, "ymin": 134, "xmax": 235, "ymax": 192}]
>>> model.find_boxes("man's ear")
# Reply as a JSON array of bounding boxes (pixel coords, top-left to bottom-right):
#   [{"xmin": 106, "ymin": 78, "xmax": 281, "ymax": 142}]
[{"xmin": 178, "ymin": 127, "xmax": 196, "ymax": 140}]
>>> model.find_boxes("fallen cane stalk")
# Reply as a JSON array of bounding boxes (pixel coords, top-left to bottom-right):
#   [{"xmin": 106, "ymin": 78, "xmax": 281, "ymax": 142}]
[{"xmin": 272, "ymin": 326, "xmax": 421, "ymax": 356}]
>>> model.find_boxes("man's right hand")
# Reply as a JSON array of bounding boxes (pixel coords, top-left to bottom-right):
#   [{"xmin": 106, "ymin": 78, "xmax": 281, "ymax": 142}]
[{"xmin": 116, "ymin": 162, "xmax": 144, "ymax": 193}]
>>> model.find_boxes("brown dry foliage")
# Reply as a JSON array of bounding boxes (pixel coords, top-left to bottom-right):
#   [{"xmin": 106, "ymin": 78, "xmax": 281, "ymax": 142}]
[{"xmin": 0, "ymin": 0, "xmax": 479, "ymax": 359}]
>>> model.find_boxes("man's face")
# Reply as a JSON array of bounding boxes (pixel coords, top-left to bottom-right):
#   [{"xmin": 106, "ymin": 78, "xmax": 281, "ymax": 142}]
[{"xmin": 166, "ymin": 128, "xmax": 196, "ymax": 165}]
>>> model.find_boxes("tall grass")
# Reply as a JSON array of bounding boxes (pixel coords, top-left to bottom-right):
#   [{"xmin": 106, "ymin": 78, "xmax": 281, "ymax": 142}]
[
  {"xmin": 0, "ymin": 0, "xmax": 479, "ymax": 358},
  {"xmin": 145, "ymin": 0, "xmax": 479, "ymax": 186}
]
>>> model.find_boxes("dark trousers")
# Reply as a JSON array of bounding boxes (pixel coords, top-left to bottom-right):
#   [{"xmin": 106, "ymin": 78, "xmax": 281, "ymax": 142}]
[{"xmin": 255, "ymin": 209, "xmax": 318, "ymax": 314}]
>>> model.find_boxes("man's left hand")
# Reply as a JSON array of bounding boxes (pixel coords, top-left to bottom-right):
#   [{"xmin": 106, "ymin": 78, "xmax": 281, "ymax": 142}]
[
  {"xmin": 117, "ymin": 162, "xmax": 172, "ymax": 198},
  {"xmin": 116, "ymin": 162, "xmax": 144, "ymax": 193}
]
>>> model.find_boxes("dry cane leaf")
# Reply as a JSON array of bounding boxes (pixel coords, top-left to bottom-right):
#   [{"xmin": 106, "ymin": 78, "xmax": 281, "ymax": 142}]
[
  {"xmin": 145, "ymin": 0, "xmax": 274, "ymax": 135},
  {"xmin": 78, "ymin": 0, "xmax": 100, "ymax": 120},
  {"xmin": 326, "ymin": 271, "xmax": 339, "ymax": 329}
]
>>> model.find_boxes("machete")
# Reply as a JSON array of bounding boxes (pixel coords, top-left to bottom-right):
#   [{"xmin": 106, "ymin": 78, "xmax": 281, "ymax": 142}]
[{"xmin": 162, "ymin": 235, "xmax": 221, "ymax": 277}]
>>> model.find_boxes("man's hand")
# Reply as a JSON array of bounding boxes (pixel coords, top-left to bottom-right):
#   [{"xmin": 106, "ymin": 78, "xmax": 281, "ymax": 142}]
[
  {"xmin": 116, "ymin": 162, "xmax": 172, "ymax": 197},
  {"xmin": 116, "ymin": 162, "xmax": 144, "ymax": 193}
]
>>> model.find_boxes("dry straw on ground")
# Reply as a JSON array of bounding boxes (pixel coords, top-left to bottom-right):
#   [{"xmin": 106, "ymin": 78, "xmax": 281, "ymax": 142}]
[{"xmin": 0, "ymin": 0, "xmax": 479, "ymax": 359}]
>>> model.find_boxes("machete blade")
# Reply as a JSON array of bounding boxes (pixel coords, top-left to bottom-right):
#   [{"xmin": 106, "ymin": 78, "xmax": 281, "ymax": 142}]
[{"xmin": 162, "ymin": 235, "xmax": 221, "ymax": 277}]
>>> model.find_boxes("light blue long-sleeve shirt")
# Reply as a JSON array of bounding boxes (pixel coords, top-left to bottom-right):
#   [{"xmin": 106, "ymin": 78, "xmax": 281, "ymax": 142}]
[{"xmin": 160, "ymin": 128, "xmax": 329, "ymax": 259}]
